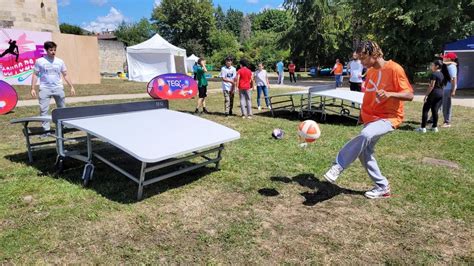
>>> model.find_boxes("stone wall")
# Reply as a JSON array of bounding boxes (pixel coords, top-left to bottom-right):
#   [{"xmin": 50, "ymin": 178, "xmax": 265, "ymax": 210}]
[
  {"xmin": 0, "ymin": 0, "xmax": 59, "ymax": 32},
  {"xmin": 98, "ymin": 39, "xmax": 126, "ymax": 74}
]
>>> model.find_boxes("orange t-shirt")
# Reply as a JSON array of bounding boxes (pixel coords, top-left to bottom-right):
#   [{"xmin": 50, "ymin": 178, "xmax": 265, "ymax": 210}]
[
  {"xmin": 333, "ymin": 63, "xmax": 343, "ymax": 75},
  {"xmin": 361, "ymin": 60, "xmax": 413, "ymax": 128}
]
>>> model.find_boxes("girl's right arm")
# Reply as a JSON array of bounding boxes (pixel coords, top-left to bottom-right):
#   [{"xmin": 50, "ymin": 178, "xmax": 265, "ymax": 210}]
[{"xmin": 425, "ymin": 79, "xmax": 435, "ymax": 102}]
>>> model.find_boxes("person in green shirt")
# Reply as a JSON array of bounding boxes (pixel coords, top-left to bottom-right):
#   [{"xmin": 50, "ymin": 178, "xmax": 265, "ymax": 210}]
[{"xmin": 195, "ymin": 58, "xmax": 210, "ymax": 114}]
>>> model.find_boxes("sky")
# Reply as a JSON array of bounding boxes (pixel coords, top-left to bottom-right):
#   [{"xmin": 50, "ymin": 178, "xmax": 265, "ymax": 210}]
[{"xmin": 57, "ymin": 0, "xmax": 285, "ymax": 33}]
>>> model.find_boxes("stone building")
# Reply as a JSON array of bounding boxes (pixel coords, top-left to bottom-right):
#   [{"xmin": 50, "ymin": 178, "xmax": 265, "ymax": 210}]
[
  {"xmin": 97, "ymin": 33, "xmax": 127, "ymax": 75},
  {"xmin": 0, "ymin": 0, "xmax": 59, "ymax": 32}
]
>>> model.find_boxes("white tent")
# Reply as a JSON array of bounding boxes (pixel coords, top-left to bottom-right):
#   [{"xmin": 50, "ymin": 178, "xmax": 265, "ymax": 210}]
[
  {"xmin": 186, "ymin": 54, "xmax": 199, "ymax": 72},
  {"xmin": 126, "ymin": 34, "xmax": 187, "ymax": 82}
]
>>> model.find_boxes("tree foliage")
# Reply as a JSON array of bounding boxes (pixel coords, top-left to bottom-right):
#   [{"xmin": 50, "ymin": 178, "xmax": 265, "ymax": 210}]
[
  {"xmin": 208, "ymin": 29, "xmax": 241, "ymax": 65},
  {"xmin": 151, "ymin": 0, "xmax": 215, "ymax": 53},
  {"xmin": 281, "ymin": 0, "xmax": 336, "ymax": 66},
  {"xmin": 114, "ymin": 18, "xmax": 156, "ymax": 46},
  {"xmin": 240, "ymin": 15, "xmax": 252, "ymax": 43},
  {"xmin": 283, "ymin": 0, "xmax": 474, "ymax": 76},
  {"xmin": 241, "ymin": 31, "xmax": 290, "ymax": 71},
  {"xmin": 59, "ymin": 23, "xmax": 84, "ymax": 35},
  {"xmin": 252, "ymin": 9, "xmax": 294, "ymax": 33},
  {"xmin": 224, "ymin": 8, "xmax": 244, "ymax": 38},
  {"xmin": 215, "ymin": 5, "xmax": 226, "ymax": 30},
  {"xmin": 347, "ymin": 0, "xmax": 473, "ymax": 77}
]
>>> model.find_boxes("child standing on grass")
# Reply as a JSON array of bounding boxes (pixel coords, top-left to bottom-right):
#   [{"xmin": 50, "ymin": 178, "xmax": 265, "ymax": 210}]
[
  {"xmin": 31, "ymin": 41, "xmax": 75, "ymax": 134},
  {"xmin": 323, "ymin": 41, "xmax": 414, "ymax": 199},
  {"xmin": 220, "ymin": 57, "xmax": 237, "ymax": 117},
  {"xmin": 236, "ymin": 59, "xmax": 254, "ymax": 119},
  {"xmin": 440, "ymin": 53, "xmax": 458, "ymax": 128},
  {"xmin": 415, "ymin": 60, "xmax": 445, "ymax": 133},
  {"xmin": 254, "ymin": 63, "xmax": 271, "ymax": 111},
  {"xmin": 195, "ymin": 58, "xmax": 210, "ymax": 114},
  {"xmin": 330, "ymin": 58, "xmax": 343, "ymax": 87}
]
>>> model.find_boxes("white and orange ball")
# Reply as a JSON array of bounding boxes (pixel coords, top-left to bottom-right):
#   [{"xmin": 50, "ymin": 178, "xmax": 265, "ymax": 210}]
[{"xmin": 297, "ymin": 120, "xmax": 321, "ymax": 143}]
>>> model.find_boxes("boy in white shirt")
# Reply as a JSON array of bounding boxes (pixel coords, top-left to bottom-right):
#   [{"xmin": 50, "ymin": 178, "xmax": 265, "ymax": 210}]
[
  {"xmin": 31, "ymin": 41, "xmax": 75, "ymax": 133},
  {"xmin": 219, "ymin": 57, "xmax": 237, "ymax": 116},
  {"xmin": 348, "ymin": 52, "xmax": 363, "ymax": 91}
]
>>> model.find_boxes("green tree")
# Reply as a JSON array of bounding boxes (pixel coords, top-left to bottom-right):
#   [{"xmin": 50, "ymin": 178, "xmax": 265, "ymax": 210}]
[
  {"xmin": 252, "ymin": 9, "xmax": 294, "ymax": 33},
  {"xmin": 115, "ymin": 18, "xmax": 156, "ymax": 46},
  {"xmin": 241, "ymin": 31, "xmax": 289, "ymax": 71},
  {"xmin": 59, "ymin": 23, "xmax": 84, "ymax": 35},
  {"xmin": 281, "ymin": 0, "xmax": 336, "ymax": 66},
  {"xmin": 346, "ymin": 0, "xmax": 474, "ymax": 78},
  {"xmin": 215, "ymin": 5, "xmax": 226, "ymax": 30},
  {"xmin": 151, "ymin": 0, "xmax": 215, "ymax": 53},
  {"xmin": 181, "ymin": 39, "xmax": 205, "ymax": 57},
  {"xmin": 240, "ymin": 15, "xmax": 252, "ymax": 43},
  {"xmin": 208, "ymin": 29, "xmax": 241, "ymax": 65},
  {"xmin": 225, "ymin": 8, "xmax": 244, "ymax": 37}
]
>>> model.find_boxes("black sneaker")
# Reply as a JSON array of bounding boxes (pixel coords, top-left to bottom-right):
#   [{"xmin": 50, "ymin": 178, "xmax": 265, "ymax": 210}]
[
  {"xmin": 194, "ymin": 108, "xmax": 200, "ymax": 114},
  {"xmin": 203, "ymin": 108, "xmax": 210, "ymax": 114},
  {"xmin": 229, "ymin": 110, "xmax": 233, "ymax": 116}
]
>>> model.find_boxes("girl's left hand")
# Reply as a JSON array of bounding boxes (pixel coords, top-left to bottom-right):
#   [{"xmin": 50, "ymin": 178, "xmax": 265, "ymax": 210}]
[{"xmin": 451, "ymin": 90, "xmax": 456, "ymax": 97}]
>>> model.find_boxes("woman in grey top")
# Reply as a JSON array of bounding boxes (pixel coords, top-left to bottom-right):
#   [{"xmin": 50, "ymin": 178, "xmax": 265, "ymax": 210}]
[{"xmin": 254, "ymin": 63, "xmax": 271, "ymax": 111}]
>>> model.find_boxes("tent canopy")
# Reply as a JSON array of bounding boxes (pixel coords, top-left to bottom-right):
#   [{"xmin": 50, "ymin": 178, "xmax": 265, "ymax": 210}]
[
  {"xmin": 186, "ymin": 54, "xmax": 199, "ymax": 72},
  {"xmin": 127, "ymin": 34, "xmax": 186, "ymax": 56},
  {"xmin": 444, "ymin": 36, "xmax": 474, "ymax": 89},
  {"xmin": 444, "ymin": 36, "xmax": 474, "ymax": 52},
  {"xmin": 126, "ymin": 34, "xmax": 187, "ymax": 82}
]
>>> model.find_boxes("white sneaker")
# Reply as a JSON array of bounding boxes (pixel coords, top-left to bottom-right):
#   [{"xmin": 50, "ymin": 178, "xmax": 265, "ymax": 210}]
[
  {"xmin": 364, "ymin": 186, "xmax": 391, "ymax": 199},
  {"xmin": 431, "ymin": 127, "xmax": 439, "ymax": 133},
  {"xmin": 323, "ymin": 164, "xmax": 343, "ymax": 183},
  {"xmin": 414, "ymin": 128, "xmax": 427, "ymax": 133},
  {"xmin": 258, "ymin": 106, "xmax": 262, "ymax": 111},
  {"xmin": 39, "ymin": 132, "xmax": 53, "ymax": 139}
]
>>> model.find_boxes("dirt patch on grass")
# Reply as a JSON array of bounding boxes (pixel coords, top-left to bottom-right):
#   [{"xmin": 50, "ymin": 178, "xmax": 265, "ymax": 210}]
[{"xmin": 422, "ymin": 157, "xmax": 460, "ymax": 169}]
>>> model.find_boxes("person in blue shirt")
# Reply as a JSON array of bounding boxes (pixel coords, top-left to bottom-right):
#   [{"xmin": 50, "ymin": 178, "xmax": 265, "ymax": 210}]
[{"xmin": 276, "ymin": 60, "xmax": 284, "ymax": 84}]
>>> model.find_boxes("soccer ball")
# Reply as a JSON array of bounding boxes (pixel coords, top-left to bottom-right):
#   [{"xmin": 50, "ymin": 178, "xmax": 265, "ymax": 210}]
[
  {"xmin": 272, "ymin": 128, "xmax": 284, "ymax": 139},
  {"xmin": 297, "ymin": 120, "xmax": 321, "ymax": 143}
]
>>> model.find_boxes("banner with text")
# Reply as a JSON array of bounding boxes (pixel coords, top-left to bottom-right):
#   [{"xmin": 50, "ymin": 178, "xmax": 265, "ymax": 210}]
[{"xmin": 0, "ymin": 28, "xmax": 52, "ymax": 85}]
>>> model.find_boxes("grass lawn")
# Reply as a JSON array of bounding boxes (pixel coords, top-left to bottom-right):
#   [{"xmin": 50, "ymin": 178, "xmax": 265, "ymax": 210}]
[{"xmin": 0, "ymin": 86, "xmax": 473, "ymax": 263}]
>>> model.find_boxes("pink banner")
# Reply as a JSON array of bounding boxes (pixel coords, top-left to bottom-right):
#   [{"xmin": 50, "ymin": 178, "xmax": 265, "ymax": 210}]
[{"xmin": 0, "ymin": 28, "xmax": 52, "ymax": 85}]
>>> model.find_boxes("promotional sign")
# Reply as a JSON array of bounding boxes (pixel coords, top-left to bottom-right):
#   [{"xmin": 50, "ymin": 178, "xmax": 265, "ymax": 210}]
[
  {"xmin": 0, "ymin": 28, "xmax": 52, "ymax": 85},
  {"xmin": 0, "ymin": 80, "xmax": 18, "ymax": 115},
  {"xmin": 147, "ymin": 73, "xmax": 197, "ymax": 99}
]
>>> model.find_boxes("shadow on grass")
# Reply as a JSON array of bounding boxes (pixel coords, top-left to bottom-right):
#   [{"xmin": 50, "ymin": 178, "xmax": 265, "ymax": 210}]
[
  {"xmin": 5, "ymin": 147, "xmax": 217, "ymax": 204},
  {"xmin": 261, "ymin": 173, "xmax": 364, "ymax": 206},
  {"xmin": 255, "ymin": 110, "xmax": 360, "ymax": 127},
  {"xmin": 398, "ymin": 120, "xmax": 420, "ymax": 131}
]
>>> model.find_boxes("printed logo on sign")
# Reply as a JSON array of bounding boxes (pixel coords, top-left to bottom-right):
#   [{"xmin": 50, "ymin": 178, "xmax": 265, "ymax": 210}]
[{"xmin": 147, "ymin": 73, "xmax": 198, "ymax": 100}]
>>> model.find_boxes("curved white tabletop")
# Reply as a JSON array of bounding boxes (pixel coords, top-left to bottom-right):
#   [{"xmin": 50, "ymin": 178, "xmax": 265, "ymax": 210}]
[{"xmin": 61, "ymin": 109, "xmax": 240, "ymax": 163}]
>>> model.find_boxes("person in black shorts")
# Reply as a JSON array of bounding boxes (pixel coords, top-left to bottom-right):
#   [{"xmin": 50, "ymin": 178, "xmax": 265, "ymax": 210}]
[
  {"xmin": 415, "ymin": 60, "xmax": 446, "ymax": 133},
  {"xmin": 195, "ymin": 58, "xmax": 209, "ymax": 114}
]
